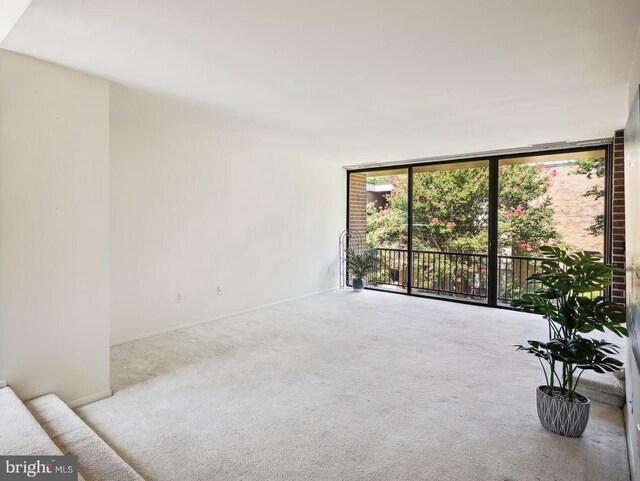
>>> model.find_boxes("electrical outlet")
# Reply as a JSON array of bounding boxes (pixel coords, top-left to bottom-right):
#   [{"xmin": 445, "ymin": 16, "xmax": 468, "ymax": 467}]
[
  {"xmin": 177, "ymin": 293, "xmax": 184, "ymax": 304},
  {"xmin": 217, "ymin": 286, "xmax": 222, "ymax": 296}
]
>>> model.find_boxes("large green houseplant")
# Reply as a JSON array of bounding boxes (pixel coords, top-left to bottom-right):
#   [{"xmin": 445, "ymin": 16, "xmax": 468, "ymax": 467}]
[
  {"xmin": 512, "ymin": 246, "xmax": 626, "ymax": 437},
  {"xmin": 346, "ymin": 249, "xmax": 379, "ymax": 292}
]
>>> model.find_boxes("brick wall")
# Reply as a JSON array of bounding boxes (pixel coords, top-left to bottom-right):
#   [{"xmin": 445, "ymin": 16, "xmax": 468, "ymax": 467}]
[
  {"xmin": 611, "ymin": 130, "xmax": 626, "ymax": 306},
  {"xmin": 348, "ymin": 173, "xmax": 367, "ymax": 241},
  {"xmin": 544, "ymin": 163, "xmax": 605, "ymax": 253}
]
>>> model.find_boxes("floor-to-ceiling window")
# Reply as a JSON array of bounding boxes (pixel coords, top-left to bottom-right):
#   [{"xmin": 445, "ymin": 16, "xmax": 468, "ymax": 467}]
[
  {"xmin": 496, "ymin": 149, "xmax": 606, "ymax": 305},
  {"xmin": 410, "ymin": 160, "xmax": 490, "ymax": 303},
  {"xmin": 347, "ymin": 146, "xmax": 609, "ymax": 307},
  {"xmin": 348, "ymin": 167, "xmax": 409, "ymax": 293}
]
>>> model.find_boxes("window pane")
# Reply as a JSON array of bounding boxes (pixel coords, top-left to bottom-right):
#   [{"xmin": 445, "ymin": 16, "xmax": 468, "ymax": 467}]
[
  {"xmin": 497, "ymin": 149, "xmax": 606, "ymax": 305},
  {"xmin": 411, "ymin": 160, "xmax": 490, "ymax": 303},
  {"xmin": 348, "ymin": 168, "xmax": 408, "ymax": 292}
]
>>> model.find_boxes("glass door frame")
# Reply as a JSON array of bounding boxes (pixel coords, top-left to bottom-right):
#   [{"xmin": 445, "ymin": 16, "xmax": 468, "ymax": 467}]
[
  {"xmin": 346, "ymin": 143, "xmax": 613, "ymax": 308},
  {"xmin": 408, "ymin": 159, "xmax": 492, "ymax": 304}
]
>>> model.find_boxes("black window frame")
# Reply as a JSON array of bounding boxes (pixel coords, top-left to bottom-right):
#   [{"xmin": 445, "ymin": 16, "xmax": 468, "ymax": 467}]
[{"xmin": 345, "ymin": 143, "xmax": 613, "ymax": 309}]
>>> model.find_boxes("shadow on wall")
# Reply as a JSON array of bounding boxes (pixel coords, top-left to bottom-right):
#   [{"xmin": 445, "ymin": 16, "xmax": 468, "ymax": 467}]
[{"xmin": 109, "ymin": 82, "xmax": 345, "ymax": 345}]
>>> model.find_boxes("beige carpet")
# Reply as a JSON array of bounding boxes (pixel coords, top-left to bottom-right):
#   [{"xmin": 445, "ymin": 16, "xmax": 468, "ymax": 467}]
[
  {"xmin": 0, "ymin": 387, "xmax": 65, "ymax": 457},
  {"xmin": 77, "ymin": 290, "xmax": 630, "ymax": 480},
  {"xmin": 0, "ymin": 387, "xmax": 87, "ymax": 481},
  {"xmin": 26, "ymin": 394, "xmax": 144, "ymax": 481}
]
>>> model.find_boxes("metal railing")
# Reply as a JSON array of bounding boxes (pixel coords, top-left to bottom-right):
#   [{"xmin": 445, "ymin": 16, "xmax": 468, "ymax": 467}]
[
  {"xmin": 496, "ymin": 254, "xmax": 546, "ymax": 304},
  {"xmin": 368, "ymin": 248, "xmax": 547, "ymax": 303},
  {"xmin": 369, "ymin": 248, "xmax": 409, "ymax": 289},
  {"xmin": 411, "ymin": 250, "xmax": 489, "ymax": 299}
]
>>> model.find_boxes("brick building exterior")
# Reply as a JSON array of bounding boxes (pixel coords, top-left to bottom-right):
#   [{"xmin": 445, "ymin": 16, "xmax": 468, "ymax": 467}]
[
  {"xmin": 348, "ymin": 173, "xmax": 367, "ymax": 239},
  {"xmin": 544, "ymin": 162, "xmax": 605, "ymax": 254}
]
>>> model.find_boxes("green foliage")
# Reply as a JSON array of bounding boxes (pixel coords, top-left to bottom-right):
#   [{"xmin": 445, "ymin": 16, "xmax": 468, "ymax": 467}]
[
  {"xmin": 575, "ymin": 157, "xmax": 605, "ymax": 180},
  {"xmin": 512, "ymin": 246, "xmax": 626, "ymax": 401},
  {"xmin": 574, "ymin": 157, "xmax": 605, "ymax": 237},
  {"xmin": 366, "ymin": 200, "xmax": 408, "ymax": 249},
  {"xmin": 346, "ymin": 249, "xmax": 379, "ymax": 280},
  {"xmin": 367, "ymin": 175, "xmax": 393, "ymax": 185},
  {"xmin": 366, "ymin": 164, "xmax": 561, "ymax": 255},
  {"xmin": 412, "ymin": 167, "xmax": 489, "ymax": 252}
]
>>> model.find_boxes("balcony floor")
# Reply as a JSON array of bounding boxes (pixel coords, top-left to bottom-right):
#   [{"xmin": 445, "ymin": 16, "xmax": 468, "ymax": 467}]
[{"xmin": 78, "ymin": 290, "xmax": 629, "ymax": 481}]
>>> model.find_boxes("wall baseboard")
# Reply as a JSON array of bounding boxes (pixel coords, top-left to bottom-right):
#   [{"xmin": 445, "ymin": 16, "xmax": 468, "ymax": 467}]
[
  {"xmin": 111, "ymin": 287, "xmax": 338, "ymax": 347},
  {"xmin": 68, "ymin": 389, "xmax": 112, "ymax": 408}
]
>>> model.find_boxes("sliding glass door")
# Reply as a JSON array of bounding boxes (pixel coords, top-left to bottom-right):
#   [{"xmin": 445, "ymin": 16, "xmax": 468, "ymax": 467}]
[
  {"xmin": 496, "ymin": 150, "xmax": 606, "ymax": 305},
  {"xmin": 410, "ymin": 160, "xmax": 490, "ymax": 303},
  {"xmin": 347, "ymin": 146, "xmax": 609, "ymax": 308}
]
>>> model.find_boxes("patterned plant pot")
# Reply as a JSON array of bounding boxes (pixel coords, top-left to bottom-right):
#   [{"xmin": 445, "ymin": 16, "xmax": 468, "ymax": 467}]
[
  {"xmin": 352, "ymin": 278, "xmax": 364, "ymax": 291},
  {"xmin": 536, "ymin": 386, "xmax": 590, "ymax": 437}
]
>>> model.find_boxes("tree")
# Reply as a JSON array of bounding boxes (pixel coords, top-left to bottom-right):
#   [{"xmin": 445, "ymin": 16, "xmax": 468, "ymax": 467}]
[
  {"xmin": 366, "ymin": 164, "xmax": 561, "ymax": 255},
  {"xmin": 574, "ymin": 157, "xmax": 605, "ymax": 237}
]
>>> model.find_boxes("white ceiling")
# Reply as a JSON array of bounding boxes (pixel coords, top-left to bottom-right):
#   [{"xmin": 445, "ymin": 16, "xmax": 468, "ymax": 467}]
[
  {"xmin": 2, "ymin": 0, "xmax": 639, "ymax": 165},
  {"xmin": 0, "ymin": 0, "xmax": 31, "ymax": 44}
]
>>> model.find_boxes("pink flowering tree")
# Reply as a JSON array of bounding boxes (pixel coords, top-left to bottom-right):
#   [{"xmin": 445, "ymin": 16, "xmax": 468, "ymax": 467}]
[
  {"xmin": 497, "ymin": 164, "xmax": 560, "ymax": 255},
  {"xmin": 366, "ymin": 164, "xmax": 561, "ymax": 255}
]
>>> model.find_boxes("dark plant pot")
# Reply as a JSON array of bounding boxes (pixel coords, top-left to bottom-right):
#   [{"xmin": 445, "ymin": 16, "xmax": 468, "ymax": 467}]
[
  {"xmin": 352, "ymin": 278, "xmax": 364, "ymax": 291},
  {"xmin": 536, "ymin": 386, "xmax": 590, "ymax": 437}
]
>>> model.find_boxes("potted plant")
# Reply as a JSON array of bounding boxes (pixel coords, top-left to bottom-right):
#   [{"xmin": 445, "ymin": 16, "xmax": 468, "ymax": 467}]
[
  {"xmin": 512, "ymin": 246, "xmax": 626, "ymax": 437},
  {"xmin": 346, "ymin": 249, "xmax": 379, "ymax": 292}
]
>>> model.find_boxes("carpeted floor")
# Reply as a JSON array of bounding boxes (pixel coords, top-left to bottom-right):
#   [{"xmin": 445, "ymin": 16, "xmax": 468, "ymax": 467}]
[{"xmin": 77, "ymin": 290, "xmax": 630, "ymax": 481}]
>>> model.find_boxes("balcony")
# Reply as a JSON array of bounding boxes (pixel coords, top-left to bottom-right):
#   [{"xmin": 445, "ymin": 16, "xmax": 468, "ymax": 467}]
[{"xmin": 368, "ymin": 248, "xmax": 549, "ymax": 305}]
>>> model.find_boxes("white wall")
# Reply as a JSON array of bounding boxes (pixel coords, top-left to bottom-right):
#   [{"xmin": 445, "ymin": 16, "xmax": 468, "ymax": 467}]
[
  {"xmin": 110, "ymin": 84, "xmax": 344, "ymax": 344},
  {"xmin": 628, "ymin": 354, "xmax": 640, "ymax": 480},
  {"xmin": 626, "ymin": 27, "xmax": 640, "ymax": 480},
  {"xmin": 629, "ymin": 26, "xmax": 640, "ymax": 107},
  {"xmin": 0, "ymin": 50, "xmax": 110, "ymax": 405}
]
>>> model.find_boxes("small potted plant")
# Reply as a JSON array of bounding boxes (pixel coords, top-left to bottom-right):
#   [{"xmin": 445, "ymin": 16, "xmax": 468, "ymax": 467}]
[
  {"xmin": 346, "ymin": 249, "xmax": 379, "ymax": 292},
  {"xmin": 512, "ymin": 246, "xmax": 626, "ymax": 437}
]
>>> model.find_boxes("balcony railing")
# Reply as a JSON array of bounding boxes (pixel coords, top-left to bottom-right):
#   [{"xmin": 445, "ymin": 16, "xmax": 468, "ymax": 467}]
[
  {"xmin": 367, "ymin": 248, "xmax": 549, "ymax": 304},
  {"xmin": 496, "ymin": 254, "xmax": 546, "ymax": 304}
]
